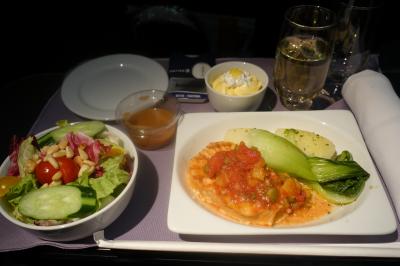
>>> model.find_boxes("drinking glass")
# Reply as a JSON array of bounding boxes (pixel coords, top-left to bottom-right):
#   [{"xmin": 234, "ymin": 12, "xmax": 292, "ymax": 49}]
[
  {"xmin": 274, "ymin": 5, "xmax": 336, "ymax": 110},
  {"xmin": 325, "ymin": 0, "xmax": 381, "ymax": 100}
]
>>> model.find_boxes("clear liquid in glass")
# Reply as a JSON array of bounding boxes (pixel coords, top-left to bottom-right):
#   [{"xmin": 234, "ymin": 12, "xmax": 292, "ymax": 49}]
[{"xmin": 274, "ymin": 36, "xmax": 331, "ymax": 110}]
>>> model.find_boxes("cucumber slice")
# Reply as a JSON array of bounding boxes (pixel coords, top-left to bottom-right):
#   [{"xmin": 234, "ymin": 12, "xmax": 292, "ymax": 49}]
[
  {"xmin": 19, "ymin": 185, "xmax": 97, "ymax": 220},
  {"xmin": 68, "ymin": 186, "xmax": 98, "ymax": 218},
  {"xmin": 38, "ymin": 121, "xmax": 105, "ymax": 147}
]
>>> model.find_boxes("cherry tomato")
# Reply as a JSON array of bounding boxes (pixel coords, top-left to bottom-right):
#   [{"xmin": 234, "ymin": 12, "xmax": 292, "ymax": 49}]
[
  {"xmin": 35, "ymin": 157, "xmax": 79, "ymax": 185},
  {"xmin": 35, "ymin": 161, "xmax": 58, "ymax": 185},
  {"xmin": 0, "ymin": 176, "xmax": 21, "ymax": 197},
  {"xmin": 57, "ymin": 157, "xmax": 79, "ymax": 184}
]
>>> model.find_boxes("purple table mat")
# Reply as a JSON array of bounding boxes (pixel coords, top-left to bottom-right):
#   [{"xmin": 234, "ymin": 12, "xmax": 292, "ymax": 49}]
[{"xmin": 1, "ymin": 58, "xmax": 398, "ymax": 252}]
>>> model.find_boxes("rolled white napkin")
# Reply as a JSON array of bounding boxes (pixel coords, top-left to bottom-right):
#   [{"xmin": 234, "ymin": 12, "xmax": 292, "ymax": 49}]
[{"xmin": 342, "ymin": 70, "xmax": 400, "ymax": 221}]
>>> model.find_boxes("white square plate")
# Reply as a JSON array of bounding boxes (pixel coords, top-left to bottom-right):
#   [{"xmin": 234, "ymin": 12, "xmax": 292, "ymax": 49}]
[{"xmin": 167, "ymin": 110, "xmax": 397, "ymax": 235}]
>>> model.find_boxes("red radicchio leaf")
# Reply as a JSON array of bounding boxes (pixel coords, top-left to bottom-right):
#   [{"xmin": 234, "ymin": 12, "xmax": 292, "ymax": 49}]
[
  {"xmin": 7, "ymin": 135, "xmax": 21, "ymax": 176},
  {"xmin": 94, "ymin": 165, "xmax": 104, "ymax": 177},
  {"xmin": 66, "ymin": 132, "xmax": 102, "ymax": 164},
  {"xmin": 86, "ymin": 141, "xmax": 102, "ymax": 164},
  {"xmin": 66, "ymin": 132, "xmax": 94, "ymax": 153}
]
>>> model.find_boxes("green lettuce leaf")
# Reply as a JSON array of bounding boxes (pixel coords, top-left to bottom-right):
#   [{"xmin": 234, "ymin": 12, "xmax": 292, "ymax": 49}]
[
  {"xmin": 89, "ymin": 155, "xmax": 130, "ymax": 199},
  {"xmin": 6, "ymin": 174, "xmax": 38, "ymax": 207},
  {"xmin": 17, "ymin": 137, "xmax": 39, "ymax": 177}
]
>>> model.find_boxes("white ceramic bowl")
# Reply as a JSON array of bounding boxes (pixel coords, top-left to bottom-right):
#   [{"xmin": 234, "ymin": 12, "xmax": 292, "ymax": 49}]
[
  {"xmin": 0, "ymin": 124, "xmax": 138, "ymax": 241},
  {"xmin": 205, "ymin": 61, "xmax": 269, "ymax": 112}
]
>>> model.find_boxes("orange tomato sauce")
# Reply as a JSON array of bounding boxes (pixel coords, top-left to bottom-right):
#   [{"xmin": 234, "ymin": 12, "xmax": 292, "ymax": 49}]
[
  {"xmin": 207, "ymin": 142, "xmax": 308, "ymax": 214},
  {"xmin": 186, "ymin": 141, "xmax": 332, "ymax": 227}
]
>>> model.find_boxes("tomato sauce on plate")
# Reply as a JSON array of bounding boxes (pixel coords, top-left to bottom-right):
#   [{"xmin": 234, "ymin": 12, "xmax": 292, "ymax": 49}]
[{"xmin": 186, "ymin": 141, "xmax": 332, "ymax": 227}]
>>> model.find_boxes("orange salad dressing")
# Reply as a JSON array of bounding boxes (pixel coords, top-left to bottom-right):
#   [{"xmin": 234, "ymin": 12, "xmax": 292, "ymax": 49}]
[{"xmin": 123, "ymin": 108, "xmax": 177, "ymax": 150}]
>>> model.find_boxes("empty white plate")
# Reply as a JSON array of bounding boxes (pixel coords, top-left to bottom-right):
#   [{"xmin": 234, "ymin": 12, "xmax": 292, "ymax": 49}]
[{"xmin": 61, "ymin": 54, "xmax": 168, "ymax": 121}]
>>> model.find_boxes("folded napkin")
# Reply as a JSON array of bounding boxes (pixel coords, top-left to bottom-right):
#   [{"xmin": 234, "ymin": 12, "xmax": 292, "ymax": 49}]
[{"xmin": 342, "ymin": 70, "xmax": 400, "ymax": 221}]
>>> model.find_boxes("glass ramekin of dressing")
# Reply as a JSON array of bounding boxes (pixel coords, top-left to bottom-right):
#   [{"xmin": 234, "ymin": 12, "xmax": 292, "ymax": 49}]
[{"xmin": 116, "ymin": 90, "xmax": 181, "ymax": 150}]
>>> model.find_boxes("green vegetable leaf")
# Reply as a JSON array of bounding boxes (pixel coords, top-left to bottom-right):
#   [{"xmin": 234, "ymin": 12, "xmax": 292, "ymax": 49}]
[
  {"xmin": 321, "ymin": 176, "xmax": 368, "ymax": 197},
  {"xmin": 308, "ymin": 157, "xmax": 370, "ymax": 183},
  {"xmin": 17, "ymin": 137, "xmax": 39, "ymax": 177},
  {"xmin": 336, "ymin": 150, "xmax": 353, "ymax": 161},
  {"xmin": 56, "ymin": 120, "xmax": 70, "ymax": 127},
  {"xmin": 69, "ymin": 171, "xmax": 90, "ymax": 187},
  {"xmin": 6, "ymin": 174, "xmax": 38, "ymax": 206},
  {"xmin": 305, "ymin": 179, "xmax": 364, "ymax": 205},
  {"xmin": 89, "ymin": 155, "xmax": 130, "ymax": 199}
]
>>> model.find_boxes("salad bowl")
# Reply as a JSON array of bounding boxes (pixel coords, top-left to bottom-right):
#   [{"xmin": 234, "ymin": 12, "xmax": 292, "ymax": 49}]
[{"xmin": 0, "ymin": 123, "xmax": 139, "ymax": 241}]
